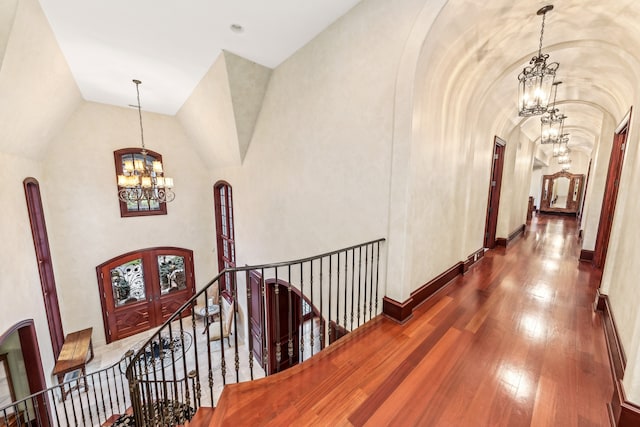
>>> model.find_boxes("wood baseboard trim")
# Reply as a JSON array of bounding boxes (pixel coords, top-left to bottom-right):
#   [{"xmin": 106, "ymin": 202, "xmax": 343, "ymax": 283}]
[
  {"xmin": 580, "ymin": 249, "xmax": 595, "ymax": 263},
  {"xmin": 383, "ymin": 260, "xmax": 468, "ymax": 323},
  {"xmin": 496, "ymin": 224, "xmax": 525, "ymax": 247},
  {"xmin": 411, "ymin": 262, "xmax": 463, "ymax": 309},
  {"xmin": 595, "ymin": 291, "xmax": 640, "ymax": 426},
  {"xmin": 597, "ymin": 292, "xmax": 626, "ymax": 379},
  {"xmin": 382, "ymin": 297, "xmax": 413, "ymax": 324},
  {"xmin": 463, "ymin": 249, "xmax": 484, "ymax": 274}
]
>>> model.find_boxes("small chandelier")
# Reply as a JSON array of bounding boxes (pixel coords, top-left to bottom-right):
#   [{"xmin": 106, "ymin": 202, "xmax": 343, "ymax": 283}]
[
  {"xmin": 552, "ymin": 136, "xmax": 569, "ymax": 157},
  {"xmin": 117, "ymin": 80, "xmax": 175, "ymax": 204},
  {"xmin": 540, "ymin": 81, "xmax": 565, "ymax": 144},
  {"xmin": 518, "ymin": 5, "xmax": 559, "ymax": 117}
]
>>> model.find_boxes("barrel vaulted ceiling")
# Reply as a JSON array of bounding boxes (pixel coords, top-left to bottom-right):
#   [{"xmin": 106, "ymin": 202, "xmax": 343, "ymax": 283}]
[{"xmin": 1, "ymin": 0, "xmax": 639, "ymax": 165}]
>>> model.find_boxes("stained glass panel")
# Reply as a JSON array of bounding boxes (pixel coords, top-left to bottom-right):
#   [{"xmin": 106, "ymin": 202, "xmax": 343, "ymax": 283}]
[
  {"xmin": 158, "ymin": 255, "xmax": 186, "ymax": 295},
  {"xmin": 110, "ymin": 258, "xmax": 145, "ymax": 307}
]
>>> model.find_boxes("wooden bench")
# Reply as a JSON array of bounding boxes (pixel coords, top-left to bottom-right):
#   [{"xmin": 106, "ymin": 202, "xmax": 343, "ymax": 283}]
[{"xmin": 52, "ymin": 328, "xmax": 94, "ymax": 400}]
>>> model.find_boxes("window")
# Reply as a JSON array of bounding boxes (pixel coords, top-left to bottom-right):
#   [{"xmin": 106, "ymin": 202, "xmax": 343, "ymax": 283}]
[
  {"xmin": 114, "ymin": 148, "xmax": 167, "ymax": 217},
  {"xmin": 214, "ymin": 182, "xmax": 236, "ymax": 295},
  {"xmin": 23, "ymin": 178, "xmax": 65, "ymax": 357}
]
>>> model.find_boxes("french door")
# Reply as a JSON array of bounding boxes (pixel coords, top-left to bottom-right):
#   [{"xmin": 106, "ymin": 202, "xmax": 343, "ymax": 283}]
[{"xmin": 97, "ymin": 247, "xmax": 195, "ymax": 343}]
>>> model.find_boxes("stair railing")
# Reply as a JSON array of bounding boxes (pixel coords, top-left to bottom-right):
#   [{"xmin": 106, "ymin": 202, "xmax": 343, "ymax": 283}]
[
  {"xmin": 0, "ymin": 350, "xmax": 135, "ymax": 427},
  {"xmin": 125, "ymin": 238, "xmax": 385, "ymax": 426}
]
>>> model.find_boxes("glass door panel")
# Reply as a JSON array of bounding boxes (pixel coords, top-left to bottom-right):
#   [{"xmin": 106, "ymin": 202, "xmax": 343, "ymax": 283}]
[
  {"xmin": 110, "ymin": 258, "xmax": 145, "ymax": 307},
  {"xmin": 158, "ymin": 255, "xmax": 186, "ymax": 295}
]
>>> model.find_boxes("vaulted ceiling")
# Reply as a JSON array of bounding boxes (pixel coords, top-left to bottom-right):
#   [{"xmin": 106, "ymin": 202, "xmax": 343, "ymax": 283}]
[{"xmin": 1, "ymin": 0, "xmax": 639, "ymax": 167}]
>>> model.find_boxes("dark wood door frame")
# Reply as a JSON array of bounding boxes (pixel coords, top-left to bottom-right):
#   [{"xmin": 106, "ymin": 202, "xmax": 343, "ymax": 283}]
[
  {"xmin": 594, "ymin": 108, "xmax": 631, "ymax": 269},
  {"xmin": 484, "ymin": 137, "xmax": 506, "ymax": 249},
  {"xmin": 0, "ymin": 320, "xmax": 49, "ymax": 425},
  {"xmin": 23, "ymin": 178, "xmax": 65, "ymax": 358}
]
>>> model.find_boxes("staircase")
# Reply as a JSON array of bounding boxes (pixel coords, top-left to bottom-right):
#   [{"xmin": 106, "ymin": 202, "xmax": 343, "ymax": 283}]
[{"xmin": 0, "ymin": 239, "xmax": 384, "ymax": 426}]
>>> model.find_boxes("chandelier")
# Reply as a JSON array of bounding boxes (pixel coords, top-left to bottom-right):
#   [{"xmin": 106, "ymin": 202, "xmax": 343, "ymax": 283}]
[
  {"xmin": 540, "ymin": 81, "xmax": 565, "ymax": 144},
  {"xmin": 552, "ymin": 136, "xmax": 569, "ymax": 157},
  {"xmin": 518, "ymin": 5, "xmax": 559, "ymax": 117},
  {"xmin": 117, "ymin": 80, "xmax": 175, "ymax": 204}
]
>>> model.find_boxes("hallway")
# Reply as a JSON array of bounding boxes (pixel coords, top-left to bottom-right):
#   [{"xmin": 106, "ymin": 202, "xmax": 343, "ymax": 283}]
[{"xmin": 211, "ymin": 215, "xmax": 613, "ymax": 426}]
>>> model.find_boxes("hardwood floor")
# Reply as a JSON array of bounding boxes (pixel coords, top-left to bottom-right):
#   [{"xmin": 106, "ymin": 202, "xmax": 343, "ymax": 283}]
[{"xmin": 207, "ymin": 215, "xmax": 613, "ymax": 426}]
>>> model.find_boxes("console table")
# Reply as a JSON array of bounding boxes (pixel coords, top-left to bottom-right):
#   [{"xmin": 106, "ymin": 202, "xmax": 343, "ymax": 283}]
[{"xmin": 52, "ymin": 328, "xmax": 94, "ymax": 400}]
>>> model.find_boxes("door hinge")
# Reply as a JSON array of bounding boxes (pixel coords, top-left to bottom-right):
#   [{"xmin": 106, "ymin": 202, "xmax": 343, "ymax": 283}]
[
  {"xmin": 621, "ymin": 142, "xmax": 626, "ymax": 151},
  {"xmin": 491, "ymin": 181, "xmax": 497, "ymax": 187},
  {"xmin": 494, "ymin": 154, "xmax": 499, "ymax": 160}
]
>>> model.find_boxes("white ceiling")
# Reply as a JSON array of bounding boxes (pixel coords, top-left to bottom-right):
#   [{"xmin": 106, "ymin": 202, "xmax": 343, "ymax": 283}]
[{"xmin": 38, "ymin": 0, "xmax": 362, "ymax": 115}]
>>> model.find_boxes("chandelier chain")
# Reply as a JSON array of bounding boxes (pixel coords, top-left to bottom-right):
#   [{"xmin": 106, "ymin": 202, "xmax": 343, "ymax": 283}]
[
  {"xmin": 538, "ymin": 11, "xmax": 546, "ymax": 58},
  {"xmin": 134, "ymin": 80, "xmax": 146, "ymax": 151}
]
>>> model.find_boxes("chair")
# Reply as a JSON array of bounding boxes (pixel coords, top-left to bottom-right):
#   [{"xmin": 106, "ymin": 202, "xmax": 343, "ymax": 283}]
[{"xmin": 208, "ymin": 300, "xmax": 235, "ymax": 347}]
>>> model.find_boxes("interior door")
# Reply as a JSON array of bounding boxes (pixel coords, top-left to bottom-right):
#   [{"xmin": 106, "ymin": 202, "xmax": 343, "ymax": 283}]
[
  {"xmin": 248, "ymin": 271, "xmax": 265, "ymax": 369},
  {"xmin": 267, "ymin": 282, "xmax": 301, "ymax": 375},
  {"xmin": 97, "ymin": 247, "xmax": 196, "ymax": 343},
  {"xmin": 154, "ymin": 250, "xmax": 196, "ymax": 322},
  {"xmin": 594, "ymin": 115, "xmax": 630, "ymax": 268},
  {"xmin": 484, "ymin": 137, "xmax": 506, "ymax": 248}
]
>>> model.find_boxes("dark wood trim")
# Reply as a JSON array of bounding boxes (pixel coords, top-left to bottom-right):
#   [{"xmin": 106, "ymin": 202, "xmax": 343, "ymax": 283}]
[
  {"xmin": 580, "ymin": 249, "xmax": 595, "ymax": 263},
  {"xmin": 383, "ymin": 261, "xmax": 464, "ymax": 323},
  {"xmin": 411, "ymin": 262, "xmax": 463, "ymax": 308},
  {"xmin": 114, "ymin": 148, "xmax": 168, "ymax": 217},
  {"xmin": 23, "ymin": 178, "xmax": 65, "ymax": 359},
  {"xmin": 597, "ymin": 293, "xmax": 625, "ymax": 379},
  {"xmin": 595, "ymin": 292, "xmax": 640, "ymax": 426},
  {"xmin": 496, "ymin": 224, "xmax": 525, "ymax": 247},
  {"xmin": 382, "ymin": 296, "xmax": 413, "ymax": 324},
  {"xmin": 463, "ymin": 249, "xmax": 484, "ymax": 274}
]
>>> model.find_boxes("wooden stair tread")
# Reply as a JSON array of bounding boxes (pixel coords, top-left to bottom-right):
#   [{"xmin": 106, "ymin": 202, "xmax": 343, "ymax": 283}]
[{"xmin": 182, "ymin": 407, "xmax": 215, "ymax": 426}]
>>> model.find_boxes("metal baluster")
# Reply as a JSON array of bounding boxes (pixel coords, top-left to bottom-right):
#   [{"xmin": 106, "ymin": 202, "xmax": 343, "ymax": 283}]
[
  {"xmin": 261, "ymin": 268, "xmax": 268, "ymax": 377},
  {"xmin": 79, "ymin": 372, "xmax": 93, "ymax": 426},
  {"xmin": 336, "ymin": 252, "xmax": 340, "ymax": 343},
  {"xmin": 179, "ymin": 317, "xmax": 192, "ymax": 424},
  {"xmin": 310, "ymin": 260, "xmax": 315, "ymax": 356},
  {"xmin": 97, "ymin": 370, "xmax": 108, "ymax": 423},
  {"xmin": 319, "ymin": 258, "xmax": 324, "ymax": 349},
  {"xmin": 246, "ymin": 270, "xmax": 255, "ymax": 381},
  {"xmin": 299, "ymin": 262, "xmax": 305, "ymax": 362},
  {"xmin": 232, "ymin": 272, "xmax": 240, "ymax": 384},
  {"xmin": 219, "ymin": 284, "xmax": 228, "ymax": 384},
  {"xmin": 344, "ymin": 248, "xmax": 348, "ymax": 333},
  {"xmin": 49, "ymin": 388, "xmax": 62, "ymax": 427},
  {"xmin": 287, "ymin": 265, "xmax": 294, "ymax": 368},
  {"xmin": 375, "ymin": 241, "xmax": 381, "ymax": 314},
  {"xmin": 66, "ymin": 381, "xmax": 79, "ymax": 427},
  {"xmin": 108, "ymin": 367, "xmax": 120, "ymax": 421},
  {"xmin": 189, "ymin": 302, "xmax": 202, "ymax": 409},
  {"xmin": 274, "ymin": 268, "xmax": 281, "ymax": 372},
  {"xmin": 357, "ymin": 246, "xmax": 363, "ymax": 327},
  {"xmin": 149, "ymin": 329, "xmax": 165, "ymax": 427},
  {"xmin": 351, "ymin": 249, "xmax": 355, "ymax": 331},
  {"xmin": 204, "ymin": 285, "xmax": 215, "ymax": 406},
  {"xmin": 363, "ymin": 243, "xmax": 369, "ymax": 322},
  {"xmin": 368, "ymin": 243, "xmax": 374, "ymax": 320},
  {"xmin": 328, "ymin": 254, "xmax": 333, "ymax": 343}
]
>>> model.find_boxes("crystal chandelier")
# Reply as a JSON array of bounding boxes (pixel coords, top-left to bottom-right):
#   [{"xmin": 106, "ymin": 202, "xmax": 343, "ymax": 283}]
[
  {"xmin": 540, "ymin": 81, "xmax": 565, "ymax": 144},
  {"xmin": 117, "ymin": 80, "xmax": 175, "ymax": 204},
  {"xmin": 518, "ymin": 5, "xmax": 559, "ymax": 117}
]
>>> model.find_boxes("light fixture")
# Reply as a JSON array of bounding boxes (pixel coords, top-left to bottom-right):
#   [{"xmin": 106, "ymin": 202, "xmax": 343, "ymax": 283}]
[
  {"xmin": 518, "ymin": 5, "xmax": 559, "ymax": 117},
  {"xmin": 540, "ymin": 81, "xmax": 565, "ymax": 144},
  {"xmin": 117, "ymin": 80, "xmax": 175, "ymax": 204}
]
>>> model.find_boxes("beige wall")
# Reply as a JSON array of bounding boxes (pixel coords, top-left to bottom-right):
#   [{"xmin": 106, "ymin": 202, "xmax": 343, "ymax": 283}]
[
  {"xmin": 41, "ymin": 102, "xmax": 216, "ymax": 347},
  {"xmin": 0, "ymin": 152, "xmax": 56, "ymax": 381}
]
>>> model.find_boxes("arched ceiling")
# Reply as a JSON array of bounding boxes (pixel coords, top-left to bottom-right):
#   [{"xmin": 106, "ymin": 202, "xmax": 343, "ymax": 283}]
[{"xmin": 413, "ymin": 0, "xmax": 640, "ymax": 162}]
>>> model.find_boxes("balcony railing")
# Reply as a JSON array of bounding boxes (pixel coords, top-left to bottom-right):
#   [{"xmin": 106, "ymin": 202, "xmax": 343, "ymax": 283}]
[
  {"xmin": 0, "ymin": 351, "xmax": 134, "ymax": 427},
  {"xmin": 0, "ymin": 239, "xmax": 385, "ymax": 426},
  {"xmin": 126, "ymin": 238, "xmax": 385, "ymax": 426}
]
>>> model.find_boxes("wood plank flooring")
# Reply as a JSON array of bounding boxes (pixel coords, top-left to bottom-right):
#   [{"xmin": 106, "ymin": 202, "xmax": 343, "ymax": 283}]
[{"xmin": 206, "ymin": 215, "xmax": 613, "ymax": 426}]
